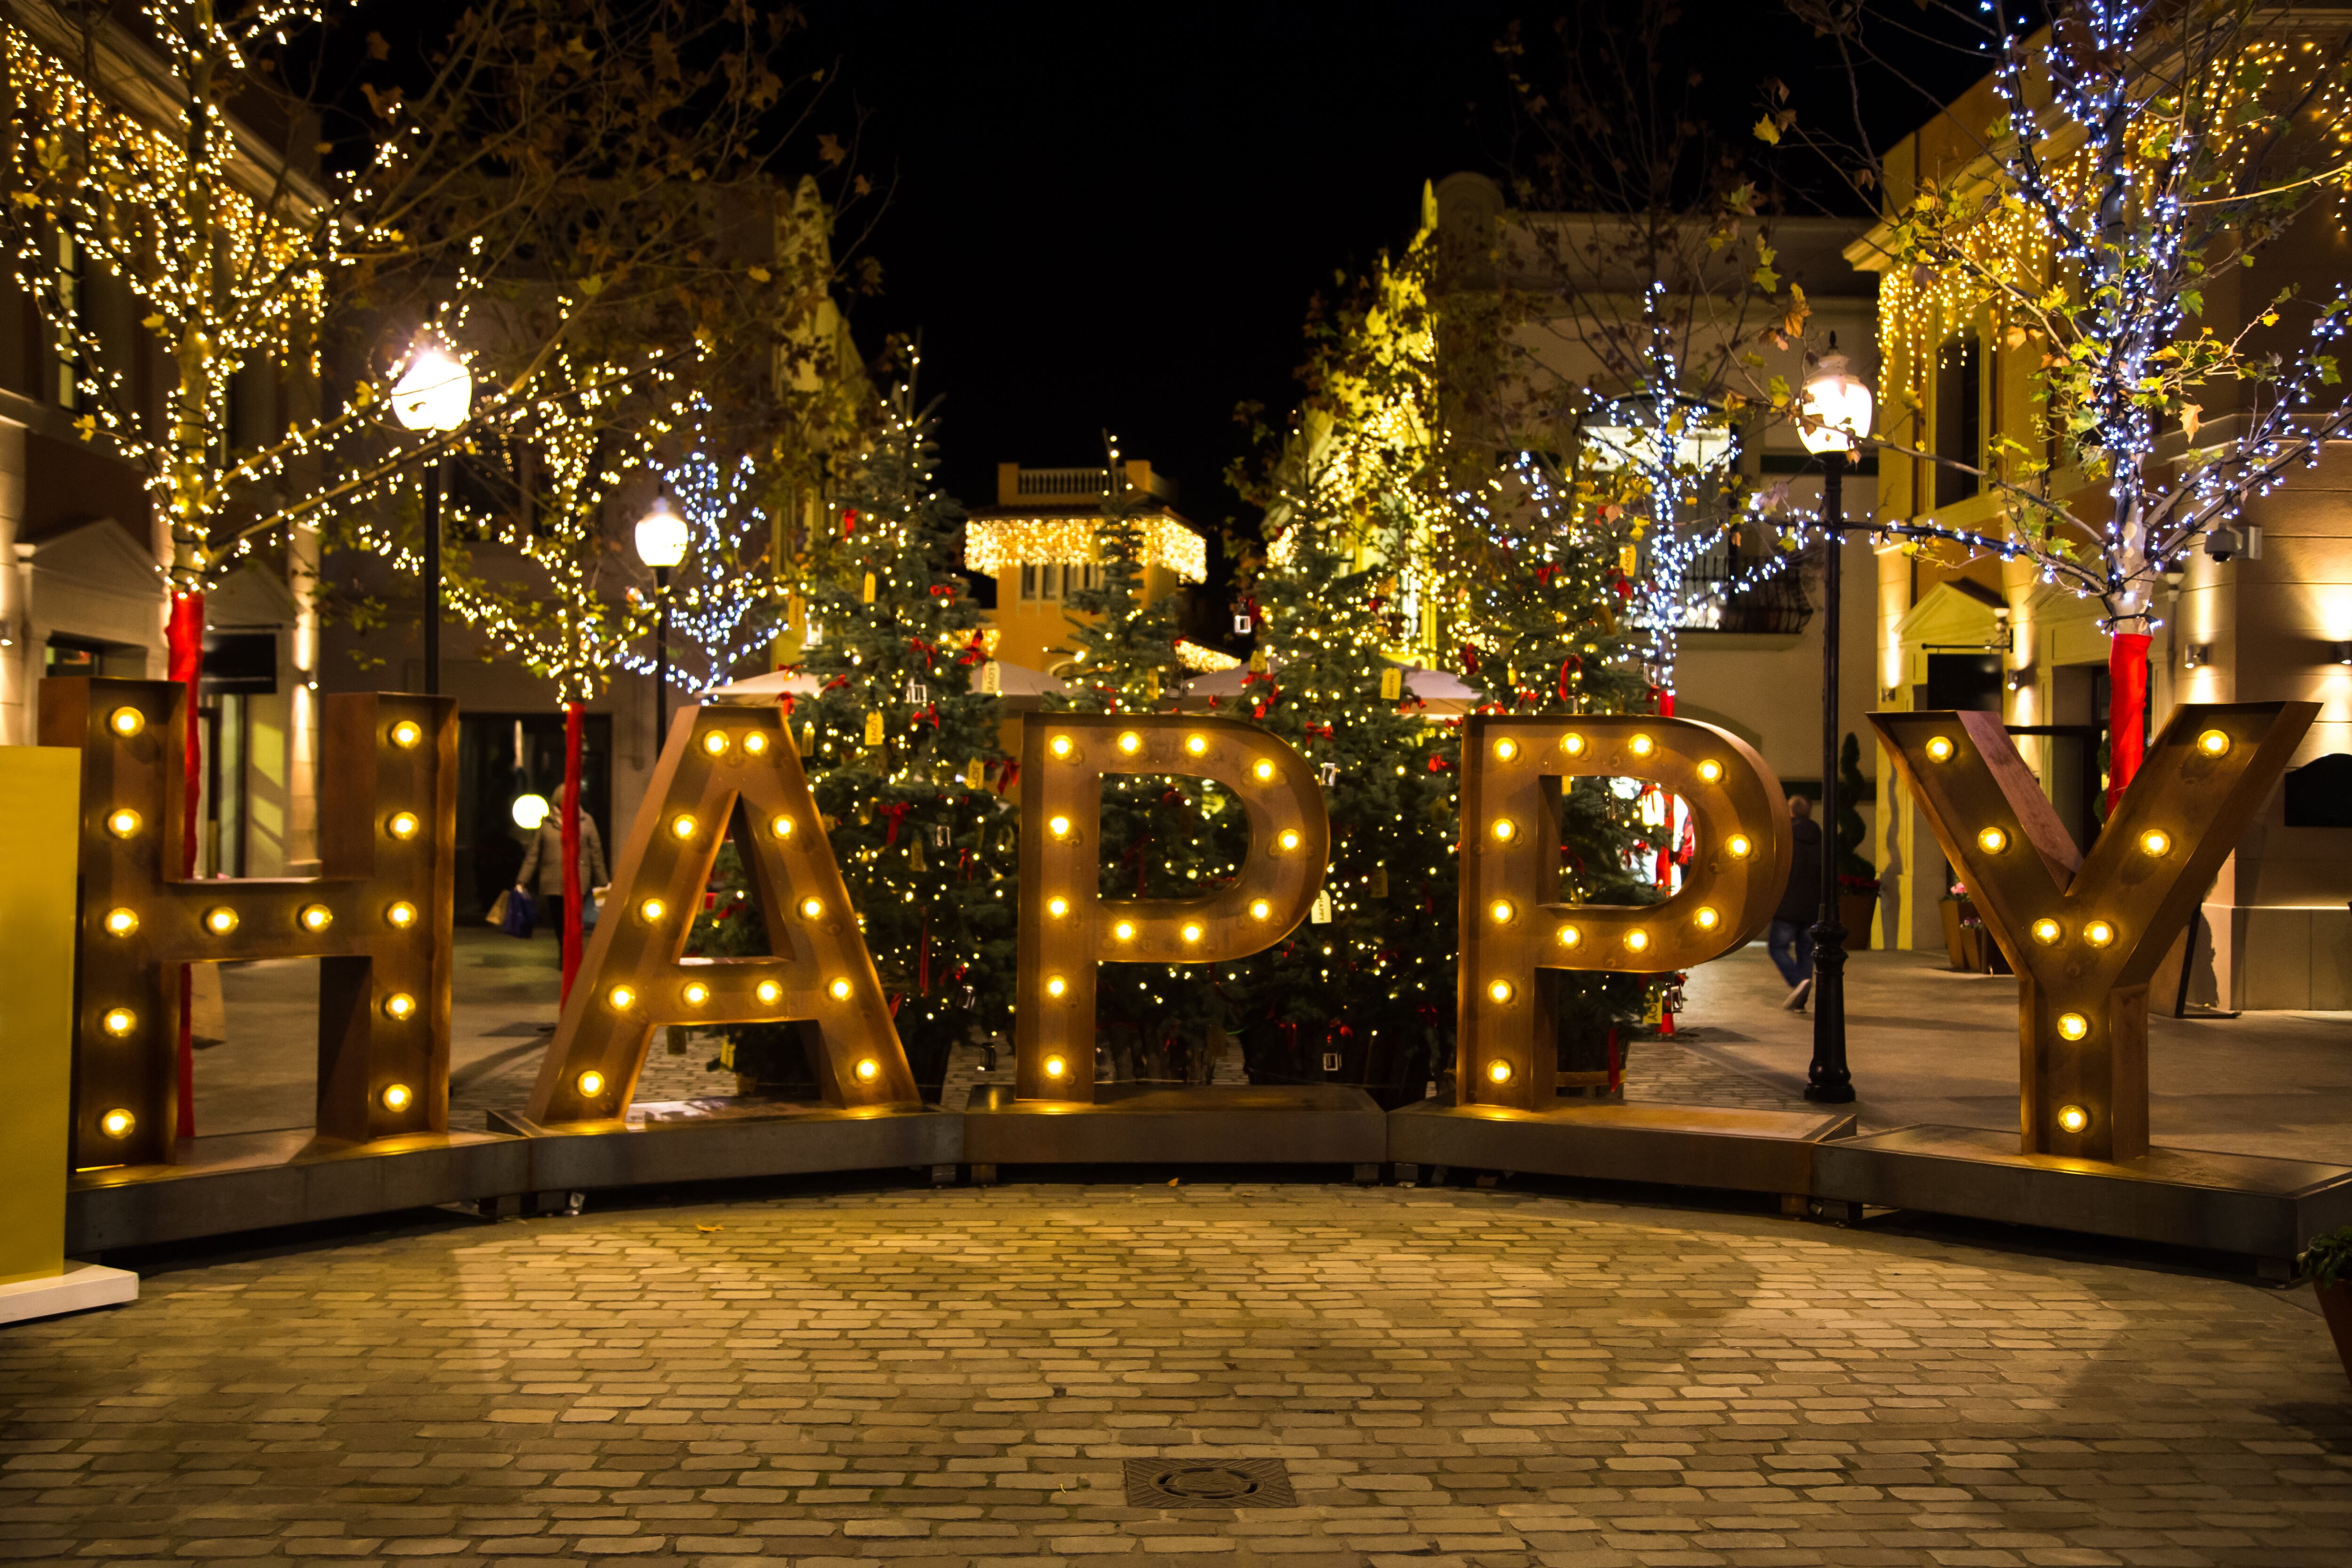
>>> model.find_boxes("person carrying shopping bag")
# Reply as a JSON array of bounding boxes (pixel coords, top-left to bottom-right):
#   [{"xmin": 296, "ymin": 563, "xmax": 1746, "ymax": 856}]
[{"xmin": 516, "ymin": 805, "xmax": 609, "ymax": 939}]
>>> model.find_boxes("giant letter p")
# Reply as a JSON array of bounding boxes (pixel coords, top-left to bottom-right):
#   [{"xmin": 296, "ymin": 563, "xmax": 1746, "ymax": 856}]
[{"xmin": 1015, "ymin": 715, "xmax": 1329, "ymax": 1101}]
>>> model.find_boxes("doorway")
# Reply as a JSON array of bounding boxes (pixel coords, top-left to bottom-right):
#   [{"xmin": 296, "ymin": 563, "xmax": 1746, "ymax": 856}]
[{"xmin": 456, "ymin": 712, "xmax": 613, "ymax": 920}]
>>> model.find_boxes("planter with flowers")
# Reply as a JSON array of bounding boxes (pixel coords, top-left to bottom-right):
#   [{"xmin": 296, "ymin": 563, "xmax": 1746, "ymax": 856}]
[{"xmin": 2300, "ymin": 1226, "xmax": 2352, "ymax": 1384}]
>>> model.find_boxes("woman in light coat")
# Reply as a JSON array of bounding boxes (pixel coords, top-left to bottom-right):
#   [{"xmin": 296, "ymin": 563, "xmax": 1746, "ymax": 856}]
[{"xmin": 516, "ymin": 809, "xmax": 609, "ymax": 937}]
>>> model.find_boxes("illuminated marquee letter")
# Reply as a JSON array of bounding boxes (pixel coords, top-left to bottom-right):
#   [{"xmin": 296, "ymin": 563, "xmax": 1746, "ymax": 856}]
[
  {"xmin": 1458, "ymin": 714, "xmax": 1789, "ymax": 1112},
  {"xmin": 527, "ymin": 705, "xmax": 917, "ymax": 1123},
  {"xmin": 1871, "ymin": 702, "xmax": 2314, "ymax": 1162},
  {"xmin": 1015, "ymin": 714, "xmax": 1329, "ymax": 1102},
  {"xmin": 40, "ymin": 678, "xmax": 454, "ymax": 1168}
]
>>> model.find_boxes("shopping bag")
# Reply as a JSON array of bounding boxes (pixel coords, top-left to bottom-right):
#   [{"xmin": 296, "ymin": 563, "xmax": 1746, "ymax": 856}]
[
  {"xmin": 502, "ymin": 887, "xmax": 536, "ymax": 938},
  {"xmin": 485, "ymin": 889, "xmax": 510, "ymax": 928},
  {"xmin": 582, "ymin": 887, "xmax": 604, "ymax": 931}
]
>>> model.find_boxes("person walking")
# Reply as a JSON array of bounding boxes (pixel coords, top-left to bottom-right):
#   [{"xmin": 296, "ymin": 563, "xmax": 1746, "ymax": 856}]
[
  {"xmin": 1770, "ymin": 795, "xmax": 1821, "ymax": 1011},
  {"xmin": 516, "ymin": 805, "xmax": 609, "ymax": 938}
]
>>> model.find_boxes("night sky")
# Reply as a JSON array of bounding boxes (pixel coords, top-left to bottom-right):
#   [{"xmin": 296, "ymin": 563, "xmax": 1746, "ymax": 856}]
[{"xmin": 800, "ymin": 1, "xmax": 2002, "ymax": 530}]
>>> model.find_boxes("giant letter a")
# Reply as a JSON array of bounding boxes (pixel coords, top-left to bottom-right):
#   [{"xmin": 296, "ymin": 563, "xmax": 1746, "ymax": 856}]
[{"xmin": 527, "ymin": 705, "xmax": 918, "ymax": 1124}]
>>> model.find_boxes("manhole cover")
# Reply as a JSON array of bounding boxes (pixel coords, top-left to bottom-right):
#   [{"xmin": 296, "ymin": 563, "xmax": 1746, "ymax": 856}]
[{"xmin": 1123, "ymin": 1458, "xmax": 1296, "ymax": 1509}]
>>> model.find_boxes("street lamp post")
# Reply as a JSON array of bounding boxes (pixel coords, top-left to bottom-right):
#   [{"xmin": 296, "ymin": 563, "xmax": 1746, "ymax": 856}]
[
  {"xmin": 634, "ymin": 494, "xmax": 689, "ymax": 745},
  {"xmin": 391, "ymin": 338, "xmax": 473, "ymax": 696},
  {"xmin": 1798, "ymin": 345, "xmax": 1874, "ymax": 1105}
]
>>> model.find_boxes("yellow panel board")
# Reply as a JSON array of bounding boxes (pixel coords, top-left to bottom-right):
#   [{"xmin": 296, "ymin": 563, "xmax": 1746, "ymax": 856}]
[{"xmin": 0, "ymin": 747, "xmax": 80, "ymax": 1284}]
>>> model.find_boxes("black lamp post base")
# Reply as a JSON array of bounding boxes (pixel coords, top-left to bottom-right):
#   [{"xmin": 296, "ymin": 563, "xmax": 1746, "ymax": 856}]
[{"xmin": 1804, "ymin": 915, "xmax": 1855, "ymax": 1102}]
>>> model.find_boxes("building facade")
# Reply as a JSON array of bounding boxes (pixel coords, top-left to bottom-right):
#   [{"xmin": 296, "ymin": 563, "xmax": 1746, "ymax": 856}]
[{"xmin": 1849, "ymin": 59, "xmax": 2352, "ymax": 1008}]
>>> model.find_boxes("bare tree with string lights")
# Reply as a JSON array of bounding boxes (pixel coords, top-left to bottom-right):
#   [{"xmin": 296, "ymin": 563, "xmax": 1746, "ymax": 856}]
[
  {"xmin": 1773, "ymin": 0, "xmax": 2352, "ymax": 802},
  {"xmin": 1488, "ymin": 5, "xmax": 1821, "ymax": 706}
]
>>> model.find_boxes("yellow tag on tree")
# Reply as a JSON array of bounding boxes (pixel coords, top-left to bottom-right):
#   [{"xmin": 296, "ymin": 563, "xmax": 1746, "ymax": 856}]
[
  {"xmin": 965, "ymin": 756, "xmax": 986, "ymax": 788},
  {"xmin": 1379, "ymin": 666, "xmax": 1403, "ymax": 701},
  {"xmin": 860, "ymin": 571, "xmax": 877, "ymax": 604},
  {"xmin": 1619, "ymin": 543, "xmax": 1639, "ymax": 575},
  {"xmin": 863, "ymin": 710, "xmax": 884, "ymax": 747},
  {"xmin": 799, "ymin": 722, "xmax": 817, "ymax": 756}
]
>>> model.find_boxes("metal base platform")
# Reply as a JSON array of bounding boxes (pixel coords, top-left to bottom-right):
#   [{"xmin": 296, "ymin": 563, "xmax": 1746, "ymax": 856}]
[
  {"xmin": 961, "ymin": 1082, "xmax": 1387, "ymax": 1175},
  {"xmin": 1815, "ymin": 1123, "xmax": 2352, "ymax": 1261},
  {"xmin": 493, "ymin": 1098, "xmax": 960, "ymax": 1190},
  {"xmin": 69, "ymin": 1128, "xmax": 534, "ymax": 1252},
  {"xmin": 67, "ymin": 1100, "xmax": 961, "ymax": 1251},
  {"xmin": 0, "ymin": 1262, "xmax": 139, "ymax": 1326},
  {"xmin": 1389, "ymin": 1098, "xmax": 1859, "ymax": 1198}
]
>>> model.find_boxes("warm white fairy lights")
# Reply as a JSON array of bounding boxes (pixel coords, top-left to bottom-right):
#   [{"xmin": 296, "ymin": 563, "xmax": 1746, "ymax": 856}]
[{"xmin": 1855, "ymin": 2, "xmax": 2352, "ymax": 643}]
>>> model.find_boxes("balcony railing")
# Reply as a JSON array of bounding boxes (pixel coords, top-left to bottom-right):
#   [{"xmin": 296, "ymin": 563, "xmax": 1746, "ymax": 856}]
[
  {"xmin": 1675, "ymin": 545, "xmax": 1813, "ymax": 637},
  {"xmin": 1014, "ymin": 467, "xmax": 1111, "ymax": 499}
]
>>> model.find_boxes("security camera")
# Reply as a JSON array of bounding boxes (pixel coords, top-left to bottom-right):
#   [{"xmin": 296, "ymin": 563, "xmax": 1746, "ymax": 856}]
[{"xmin": 2202, "ymin": 526, "xmax": 2241, "ymax": 562}]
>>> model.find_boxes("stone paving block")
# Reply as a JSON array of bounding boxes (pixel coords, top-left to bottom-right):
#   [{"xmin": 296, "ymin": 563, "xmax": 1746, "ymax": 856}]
[{"xmin": 5, "ymin": 1185, "xmax": 2348, "ymax": 1568}]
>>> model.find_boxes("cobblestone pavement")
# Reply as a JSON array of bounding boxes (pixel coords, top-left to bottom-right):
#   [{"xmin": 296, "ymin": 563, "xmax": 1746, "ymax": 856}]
[{"xmin": 8, "ymin": 1184, "xmax": 2350, "ymax": 1568}]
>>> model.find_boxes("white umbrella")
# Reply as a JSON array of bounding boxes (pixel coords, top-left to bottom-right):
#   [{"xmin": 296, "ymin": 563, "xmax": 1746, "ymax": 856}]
[
  {"xmin": 1179, "ymin": 661, "xmax": 1479, "ymax": 716},
  {"xmin": 700, "ymin": 660, "xmax": 1072, "ymax": 705},
  {"xmin": 697, "ymin": 669, "xmax": 822, "ymax": 705}
]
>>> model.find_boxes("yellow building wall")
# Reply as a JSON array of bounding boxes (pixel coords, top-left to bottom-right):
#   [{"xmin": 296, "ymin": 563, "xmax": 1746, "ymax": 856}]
[{"xmin": 0, "ymin": 747, "xmax": 80, "ymax": 1285}]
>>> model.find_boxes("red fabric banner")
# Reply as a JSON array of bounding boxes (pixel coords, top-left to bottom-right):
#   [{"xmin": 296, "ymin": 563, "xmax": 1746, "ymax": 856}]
[{"xmin": 2107, "ymin": 631, "xmax": 2152, "ymax": 813}]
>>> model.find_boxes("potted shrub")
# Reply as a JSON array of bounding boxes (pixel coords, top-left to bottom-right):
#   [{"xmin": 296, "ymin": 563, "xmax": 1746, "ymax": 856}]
[
  {"xmin": 2299, "ymin": 1226, "xmax": 2352, "ymax": 1384},
  {"xmin": 1941, "ymin": 880, "xmax": 1973, "ymax": 970}
]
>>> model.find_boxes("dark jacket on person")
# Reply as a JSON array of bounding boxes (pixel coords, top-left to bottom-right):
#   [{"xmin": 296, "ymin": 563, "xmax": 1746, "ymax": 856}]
[{"xmin": 1775, "ymin": 816, "xmax": 1822, "ymax": 924}]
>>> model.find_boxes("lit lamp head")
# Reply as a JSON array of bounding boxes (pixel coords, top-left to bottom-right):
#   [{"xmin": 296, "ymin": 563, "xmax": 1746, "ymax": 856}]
[
  {"xmin": 390, "ymin": 336, "xmax": 473, "ymax": 433},
  {"xmin": 1799, "ymin": 345, "xmax": 1874, "ymax": 456},
  {"xmin": 511, "ymin": 793, "xmax": 550, "ymax": 830},
  {"xmin": 633, "ymin": 493, "xmax": 689, "ymax": 571}
]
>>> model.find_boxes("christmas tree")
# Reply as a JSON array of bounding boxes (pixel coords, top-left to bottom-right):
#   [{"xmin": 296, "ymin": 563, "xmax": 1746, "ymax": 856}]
[
  {"xmin": 696, "ymin": 381, "xmax": 1014, "ymax": 1100},
  {"xmin": 1445, "ymin": 462, "xmax": 1673, "ymax": 1068},
  {"xmin": 1047, "ymin": 443, "xmax": 1244, "ymax": 1084},
  {"xmin": 1221, "ymin": 506, "xmax": 1458, "ymax": 1105}
]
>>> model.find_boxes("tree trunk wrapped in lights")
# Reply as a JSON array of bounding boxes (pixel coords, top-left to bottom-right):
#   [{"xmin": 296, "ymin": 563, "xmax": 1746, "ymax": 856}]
[
  {"xmin": 5, "ymin": 0, "xmax": 859, "ymax": 1123},
  {"xmin": 1787, "ymin": 0, "xmax": 2352, "ymax": 803}
]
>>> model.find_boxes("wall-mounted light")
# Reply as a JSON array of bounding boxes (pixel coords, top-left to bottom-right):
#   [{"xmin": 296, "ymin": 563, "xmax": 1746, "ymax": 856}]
[
  {"xmin": 2333, "ymin": 641, "xmax": 2352, "ymax": 666},
  {"xmin": 2183, "ymin": 644, "xmax": 2211, "ymax": 669},
  {"xmin": 2003, "ymin": 666, "xmax": 2032, "ymax": 693}
]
